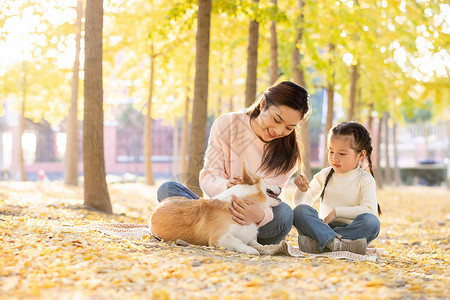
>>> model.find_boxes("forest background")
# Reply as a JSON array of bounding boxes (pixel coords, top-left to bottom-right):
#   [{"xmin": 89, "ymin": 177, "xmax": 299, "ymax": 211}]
[
  {"xmin": 0, "ymin": 0, "xmax": 449, "ymax": 211},
  {"xmin": 0, "ymin": 1, "xmax": 449, "ymax": 299}
]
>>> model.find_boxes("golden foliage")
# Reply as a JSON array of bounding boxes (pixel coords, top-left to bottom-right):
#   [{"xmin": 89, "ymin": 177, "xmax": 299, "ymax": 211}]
[{"xmin": 0, "ymin": 182, "xmax": 449, "ymax": 299}]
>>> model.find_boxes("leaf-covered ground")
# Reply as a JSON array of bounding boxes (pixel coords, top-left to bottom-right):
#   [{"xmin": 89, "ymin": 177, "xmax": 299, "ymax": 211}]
[{"xmin": 0, "ymin": 181, "xmax": 449, "ymax": 299}]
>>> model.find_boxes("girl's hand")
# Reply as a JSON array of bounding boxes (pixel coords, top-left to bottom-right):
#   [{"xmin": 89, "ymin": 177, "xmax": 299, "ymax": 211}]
[
  {"xmin": 323, "ymin": 209, "xmax": 336, "ymax": 224},
  {"xmin": 226, "ymin": 176, "xmax": 243, "ymax": 189},
  {"xmin": 294, "ymin": 174, "xmax": 310, "ymax": 192},
  {"xmin": 229, "ymin": 194, "xmax": 265, "ymax": 225}
]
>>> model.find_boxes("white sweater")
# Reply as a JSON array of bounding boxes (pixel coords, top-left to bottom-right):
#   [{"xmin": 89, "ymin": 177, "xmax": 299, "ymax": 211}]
[{"xmin": 293, "ymin": 167, "xmax": 378, "ymax": 224}]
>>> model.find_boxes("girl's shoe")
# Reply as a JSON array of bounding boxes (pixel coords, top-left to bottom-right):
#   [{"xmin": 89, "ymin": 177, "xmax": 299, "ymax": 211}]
[{"xmin": 331, "ymin": 237, "xmax": 367, "ymax": 255}]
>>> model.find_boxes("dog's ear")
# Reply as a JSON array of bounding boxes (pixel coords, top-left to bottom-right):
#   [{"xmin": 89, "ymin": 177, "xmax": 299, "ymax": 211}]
[{"xmin": 242, "ymin": 162, "xmax": 256, "ymax": 185}]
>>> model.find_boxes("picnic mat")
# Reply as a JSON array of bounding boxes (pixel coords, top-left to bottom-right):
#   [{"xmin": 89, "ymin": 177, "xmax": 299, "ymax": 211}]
[{"xmin": 72, "ymin": 222, "xmax": 385, "ymax": 262}]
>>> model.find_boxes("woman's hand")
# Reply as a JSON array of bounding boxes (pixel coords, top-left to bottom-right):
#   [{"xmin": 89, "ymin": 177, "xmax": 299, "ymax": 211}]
[
  {"xmin": 323, "ymin": 209, "xmax": 336, "ymax": 224},
  {"xmin": 226, "ymin": 176, "xmax": 243, "ymax": 189},
  {"xmin": 293, "ymin": 174, "xmax": 310, "ymax": 192},
  {"xmin": 229, "ymin": 194, "xmax": 265, "ymax": 225}
]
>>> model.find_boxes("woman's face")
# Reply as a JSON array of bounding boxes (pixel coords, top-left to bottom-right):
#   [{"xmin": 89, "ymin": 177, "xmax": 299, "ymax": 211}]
[{"xmin": 253, "ymin": 101, "xmax": 303, "ymax": 142}]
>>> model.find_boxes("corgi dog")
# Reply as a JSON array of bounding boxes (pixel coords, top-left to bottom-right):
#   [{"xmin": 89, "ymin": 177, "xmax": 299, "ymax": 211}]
[{"xmin": 150, "ymin": 165, "xmax": 282, "ymax": 255}]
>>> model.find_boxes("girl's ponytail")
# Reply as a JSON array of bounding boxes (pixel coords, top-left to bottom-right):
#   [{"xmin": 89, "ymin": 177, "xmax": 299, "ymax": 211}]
[
  {"xmin": 320, "ymin": 168, "xmax": 335, "ymax": 201},
  {"xmin": 367, "ymin": 155, "xmax": 382, "ymax": 216}
]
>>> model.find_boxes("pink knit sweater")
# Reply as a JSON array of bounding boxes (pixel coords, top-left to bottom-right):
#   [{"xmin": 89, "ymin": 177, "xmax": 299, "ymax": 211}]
[{"xmin": 199, "ymin": 112, "xmax": 297, "ymax": 226}]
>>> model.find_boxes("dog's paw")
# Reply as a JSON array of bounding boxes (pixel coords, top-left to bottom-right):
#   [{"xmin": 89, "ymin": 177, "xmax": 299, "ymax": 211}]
[
  {"xmin": 240, "ymin": 246, "xmax": 260, "ymax": 255},
  {"xmin": 252, "ymin": 243, "xmax": 282, "ymax": 255}
]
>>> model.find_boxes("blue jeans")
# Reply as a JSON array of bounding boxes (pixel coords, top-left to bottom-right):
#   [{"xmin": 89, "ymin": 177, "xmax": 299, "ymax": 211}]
[
  {"xmin": 157, "ymin": 181, "xmax": 293, "ymax": 245},
  {"xmin": 157, "ymin": 181, "xmax": 199, "ymax": 201},
  {"xmin": 293, "ymin": 204, "xmax": 380, "ymax": 251}
]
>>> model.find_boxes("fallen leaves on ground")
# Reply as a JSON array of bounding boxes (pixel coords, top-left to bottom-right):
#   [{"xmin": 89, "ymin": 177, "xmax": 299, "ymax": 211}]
[{"xmin": 0, "ymin": 181, "xmax": 449, "ymax": 299}]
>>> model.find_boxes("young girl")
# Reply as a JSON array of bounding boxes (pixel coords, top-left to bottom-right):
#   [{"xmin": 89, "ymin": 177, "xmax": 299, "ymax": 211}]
[
  {"xmin": 157, "ymin": 81, "xmax": 310, "ymax": 245},
  {"xmin": 293, "ymin": 121, "xmax": 381, "ymax": 255}
]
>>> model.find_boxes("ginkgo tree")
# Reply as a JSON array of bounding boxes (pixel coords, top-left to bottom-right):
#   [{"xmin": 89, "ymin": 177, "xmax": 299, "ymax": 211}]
[
  {"xmin": 0, "ymin": 0, "xmax": 447, "ymax": 190},
  {"xmin": 285, "ymin": 0, "xmax": 450, "ymax": 180},
  {"xmin": 83, "ymin": 0, "xmax": 112, "ymax": 213},
  {"xmin": 64, "ymin": 0, "xmax": 83, "ymax": 187},
  {"xmin": 0, "ymin": 0, "xmax": 76, "ymax": 180},
  {"xmin": 103, "ymin": 0, "xmax": 196, "ymax": 185}
]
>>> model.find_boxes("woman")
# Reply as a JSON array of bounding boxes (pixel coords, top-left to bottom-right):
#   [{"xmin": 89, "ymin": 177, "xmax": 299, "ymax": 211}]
[{"xmin": 157, "ymin": 81, "xmax": 310, "ymax": 245}]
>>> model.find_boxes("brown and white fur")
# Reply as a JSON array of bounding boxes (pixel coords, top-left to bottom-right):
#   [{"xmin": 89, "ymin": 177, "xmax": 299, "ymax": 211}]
[{"xmin": 149, "ymin": 166, "xmax": 282, "ymax": 255}]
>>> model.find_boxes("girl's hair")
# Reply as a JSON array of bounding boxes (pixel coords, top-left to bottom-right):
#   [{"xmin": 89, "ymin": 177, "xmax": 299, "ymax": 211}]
[
  {"xmin": 247, "ymin": 81, "xmax": 310, "ymax": 175},
  {"xmin": 320, "ymin": 121, "xmax": 382, "ymax": 216}
]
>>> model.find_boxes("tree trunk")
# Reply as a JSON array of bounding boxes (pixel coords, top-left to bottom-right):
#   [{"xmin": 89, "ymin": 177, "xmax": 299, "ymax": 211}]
[
  {"xmin": 269, "ymin": 0, "xmax": 278, "ymax": 85},
  {"xmin": 393, "ymin": 121, "xmax": 401, "ymax": 186},
  {"xmin": 323, "ymin": 83, "xmax": 334, "ymax": 168},
  {"xmin": 144, "ymin": 48, "xmax": 156, "ymax": 186},
  {"xmin": 228, "ymin": 60, "xmax": 234, "ymax": 112},
  {"xmin": 383, "ymin": 111, "xmax": 392, "ymax": 185},
  {"xmin": 367, "ymin": 102, "xmax": 374, "ymax": 135},
  {"xmin": 374, "ymin": 116, "xmax": 383, "ymax": 189},
  {"xmin": 291, "ymin": 0, "xmax": 310, "ymax": 178},
  {"xmin": 347, "ymin": 63, "xmax": 358, "ymax": 121},
  {"xmin": 64, "ymin": 0, "xmax": 83, "ymax": 186},
  {"xmin": 185, "ymin": 0, "xmax": 212, "ymax": 195},
  {"xmin": 446, "ymin": 121, "xmax": 450, "ymax": 189},
  {"xmin": 83, "ymin": 0, "xmax": 112, "ymax": 213},
  {"xmin": 424, "ymin": 124, "xmax": 430, "ymax": 159},
  {"xmin": 216, "ymin": 68, "xmax": 224, "ymax": 118},
  {"xmin": 18, "ymin": 72, "xmax": 27, "ymax": 181},
  {"xmin": 245, "ymin": 0, "xmax": 259, "ymax": 107},
  {"xmin": 0, "ymin": 126, "xmax": 3, "ymax": 174},
  {"xmin": 291, "ymin": 0, "xmax": 305, "ymax": 87},
  {"xmin": 180, "ymin": 64, "xmax": 192, "ymax": 181},
  {"xmin": 292, "ymin": 49, "xmax": 310, "ymax": 179},
  {"xmin": 356, "ymin": 85, "xmax": 362, "ymax": 122},
  {"xmin": 172, "ymin": 118, "xmax": 179, "ymax": 176},
  {"xmin": 16, "ymin": 60, "xmax": 28, "ymax": 181},
  {"xmin": 180, "ymin": 94, "xmax": 190, "ymax": 179},
  {"xmin": 298, "ymin": 123, "xmax": 311, "ymax": 178},
  {"xmin": 323, "ymin": 43, "xmax": 335, "ymax": 167},
  {"xmin": 17, "ymin": 113, "xmax": 26, "ymax": 181}
]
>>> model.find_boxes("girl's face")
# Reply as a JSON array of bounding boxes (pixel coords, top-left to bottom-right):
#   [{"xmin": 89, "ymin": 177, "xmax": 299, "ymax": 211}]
[
  {"xmin": 328, "ymin": 135, "xmax": 366, "ymax": 174},
  {"xmin": 252, "ymin": 101, "xmax": 302, "ymax": 142}
]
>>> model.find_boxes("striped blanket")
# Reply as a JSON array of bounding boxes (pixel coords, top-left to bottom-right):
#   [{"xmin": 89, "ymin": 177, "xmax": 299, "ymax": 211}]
[{"xmin": 73, "ymin": 222, "xmax": 385, "ymax": 261}]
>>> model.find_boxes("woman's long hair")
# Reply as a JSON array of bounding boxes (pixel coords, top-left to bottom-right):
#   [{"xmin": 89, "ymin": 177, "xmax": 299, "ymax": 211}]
[{"xmin": 247, "ymin": 81, "xmax": 310, "ymax": 175}]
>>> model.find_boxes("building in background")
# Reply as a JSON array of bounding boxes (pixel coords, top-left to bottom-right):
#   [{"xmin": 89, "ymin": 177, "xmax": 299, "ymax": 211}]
[
  {"xmin": 0, "ymin": 96, "xmax": 448, "ymax": 185},
  {"xmin": 1, "ymin": 97, "xmax": 174, "ymax": 181}
]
